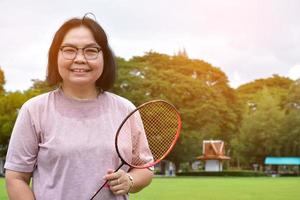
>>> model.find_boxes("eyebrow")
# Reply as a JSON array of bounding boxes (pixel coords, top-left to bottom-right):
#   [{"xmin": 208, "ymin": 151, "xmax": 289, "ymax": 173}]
[{"xmin": 61, "ymin": 43, "xmax": 100, "ymax": 48}]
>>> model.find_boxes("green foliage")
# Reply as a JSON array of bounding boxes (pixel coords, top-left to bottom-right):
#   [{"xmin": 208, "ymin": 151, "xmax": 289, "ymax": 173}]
[
  {"xmin": 236, "ymin": 75, "xmax": 293, "ymax": 95},
  {"xmin": 241, "ymin": 89, "xmax": 285, "ymax": 164},
  {"xmin": 284, "ymin": 79, "xmax": 300, "ymax": 111},
  {"xmin": 29, "ymin": 79, "xmax": 56, "ymax": 94},
  {"xmin": 233, "ymin": 76, "xmax": 297, "ymax": 167},
  {"xmin": 0, "ymin": 90, "xmax": 39, "ymax": 156},
  {"xmin": 236, "ymin": 75, "xmax": 293, "ymax": 110},
  {"xmin": 177, "ymin": 170, "xmax": 266, "ymax": 176},
  {"xmin": 114, "ymin": 52, "xmax": 240, "ymax": 169},
  {"xmin": 279, "ymin": 79, "xmax": 300, "ymax": 156},
  {"xmin": 0, "ymin": 67, "xmax": 5, "ymax": 95}
]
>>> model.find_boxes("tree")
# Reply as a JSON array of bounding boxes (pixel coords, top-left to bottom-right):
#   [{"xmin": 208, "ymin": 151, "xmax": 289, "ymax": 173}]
[
  {"xmin": 0, "ymin": 83, "xmax": 41, "ymax": 156},
  {"xmin": 280, "ymin": 79, "xmax": 300, "ymax": 156},
  {"xmin": 233, "ymin": 75, "xmax": 294, "ymax": 168},
  {"xmin": 0, "ymin": 91, "xmax": 32, "ymax": 156},
  {"xmin": 237, "ymin": 75, "xmax": 292, "ymax": 95},
  {"xmin": 234, "ymin": 88, "xmax": 285, "ymax": 168},
  {"xmin": 114, "ymin": 52, "xmax": 240, "ymax": 170},
  {"xmin": 0, "ymin": 67, "xmax": 5, "ymax": 95},
  {"xmin": 29, "ymin": 79, "xmax": 54, "ymax": 93}
]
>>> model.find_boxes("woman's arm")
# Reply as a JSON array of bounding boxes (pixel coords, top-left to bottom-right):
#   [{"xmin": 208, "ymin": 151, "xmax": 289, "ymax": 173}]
[
  {"xmin": 104, "ymin": 168, "xmax": 153, "ymax": 195},
  {"xmin": 5, "ymin": 170, "xmax": 35, "ymax": 200},
  {"xmin": 127, "ymin": 168, "xmax": 153, "ymax": 193}
]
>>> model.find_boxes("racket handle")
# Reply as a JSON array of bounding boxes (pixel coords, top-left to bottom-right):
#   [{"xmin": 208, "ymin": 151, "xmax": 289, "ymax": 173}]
[
  {"xmin": 90, "ymin": 163, "xmax": 125, "ymax": 200},
  {"xmin": 90, "ymin": 180, "xmax": 108, "ymax": 200}
]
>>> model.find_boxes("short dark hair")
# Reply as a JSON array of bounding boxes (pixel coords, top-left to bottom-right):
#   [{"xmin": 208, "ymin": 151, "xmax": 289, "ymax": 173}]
[{"xmin": 46, "ymin": 17, "xmax": 116, "ymax": 91}]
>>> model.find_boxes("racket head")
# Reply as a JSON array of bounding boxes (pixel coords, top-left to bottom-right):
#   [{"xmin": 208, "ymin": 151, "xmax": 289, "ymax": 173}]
[{"xmin": 115, "ymin": 100, "xmax": 181, "ymax": 169}]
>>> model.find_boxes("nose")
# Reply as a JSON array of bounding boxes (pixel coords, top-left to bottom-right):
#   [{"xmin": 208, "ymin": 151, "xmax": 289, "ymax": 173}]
[{"xmin": 74, "ymin": 49, "xmax": 86, "ymax": 62}]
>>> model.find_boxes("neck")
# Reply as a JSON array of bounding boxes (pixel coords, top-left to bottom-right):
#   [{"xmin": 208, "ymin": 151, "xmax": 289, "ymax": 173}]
[{"xmin": 61, "ymin": 83, "xmax": 99, "ymax": 100}]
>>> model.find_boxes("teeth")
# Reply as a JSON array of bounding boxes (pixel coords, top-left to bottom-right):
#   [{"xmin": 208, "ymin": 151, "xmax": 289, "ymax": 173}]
[{"xmin": 71, "ymin": 69, "xmax": 90, "ymax": 72}]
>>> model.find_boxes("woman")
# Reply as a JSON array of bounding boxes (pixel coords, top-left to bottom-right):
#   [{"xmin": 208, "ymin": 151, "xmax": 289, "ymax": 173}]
[{"xmin": 5, "ymin": 15, "xmax": 153, "ymax": 200}]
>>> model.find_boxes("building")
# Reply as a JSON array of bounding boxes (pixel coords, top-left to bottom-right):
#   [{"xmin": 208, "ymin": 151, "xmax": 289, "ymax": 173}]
[
  {"xmin": 265, "ymin": 157, "xmax": 300, "ymax": 175},
  {"xmin": 197, "ymin": 140, "xmax": 230, "ymax": 172}
]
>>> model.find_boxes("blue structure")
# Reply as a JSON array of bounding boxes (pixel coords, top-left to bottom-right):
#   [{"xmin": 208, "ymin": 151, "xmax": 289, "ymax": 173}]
[
  {"xmin": 265, "ymin": 157, "xmax": 300, "ymax": 175},
  {"xmin": 265, "ymin": 157, "xmax": 300, "ymax": 165}
]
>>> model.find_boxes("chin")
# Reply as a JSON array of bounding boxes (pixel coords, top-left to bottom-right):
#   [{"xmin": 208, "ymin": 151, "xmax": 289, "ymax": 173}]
[{"xmin": 69, "ymin": 79, "xmax": 97, "ymax": 86}]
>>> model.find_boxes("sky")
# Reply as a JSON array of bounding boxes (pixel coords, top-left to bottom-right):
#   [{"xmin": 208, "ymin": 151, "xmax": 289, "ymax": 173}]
[{"xmin": 0, "ymin": 0, "xmax": 300, "ymax": 91}]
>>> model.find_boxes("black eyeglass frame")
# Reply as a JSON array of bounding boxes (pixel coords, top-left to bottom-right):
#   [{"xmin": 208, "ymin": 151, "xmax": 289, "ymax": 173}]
[{"xmin": 59, "ymin": 45, "xmax": 102, "ymax": 60}]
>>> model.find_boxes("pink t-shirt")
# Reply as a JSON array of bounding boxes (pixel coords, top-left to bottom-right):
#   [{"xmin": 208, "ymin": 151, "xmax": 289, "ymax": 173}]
[{"xmin": 5, "ymin": 88, "xmax": 149, "ymax": 200}]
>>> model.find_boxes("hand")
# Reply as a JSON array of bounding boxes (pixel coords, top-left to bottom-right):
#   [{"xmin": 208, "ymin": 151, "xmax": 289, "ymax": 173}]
[{"xmin": 103, "ymin": 169, "xmax": 133, "ymax": 196}]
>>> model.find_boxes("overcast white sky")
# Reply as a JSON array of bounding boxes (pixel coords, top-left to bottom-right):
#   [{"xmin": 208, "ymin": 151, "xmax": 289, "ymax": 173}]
[{"xmin": 0, "ymin": 0, "xmax": 300, "ymax": 91}]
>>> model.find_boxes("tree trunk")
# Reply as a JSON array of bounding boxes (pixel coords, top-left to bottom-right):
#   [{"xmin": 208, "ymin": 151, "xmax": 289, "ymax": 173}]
[{"xmin": 174, "ymin": 160, "xmax": 180, "ymax": 173}]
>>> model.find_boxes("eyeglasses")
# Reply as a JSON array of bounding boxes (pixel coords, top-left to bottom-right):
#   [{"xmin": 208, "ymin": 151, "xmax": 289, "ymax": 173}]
[{"xmin": 59, "ymin": 45, "xmax": 102, "ymax": 60}]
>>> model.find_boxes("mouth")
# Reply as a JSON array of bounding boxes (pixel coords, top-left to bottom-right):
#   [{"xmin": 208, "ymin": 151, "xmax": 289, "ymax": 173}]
[{"xmin": 70, "ymin": 68, "xmax": 92, "ymax": 73}]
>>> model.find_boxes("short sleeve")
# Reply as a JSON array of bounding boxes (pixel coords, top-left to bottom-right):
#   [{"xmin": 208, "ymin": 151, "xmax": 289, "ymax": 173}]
[{"xmin": 4, "ymin": 103, "xmax": 39, "ymax": 172}]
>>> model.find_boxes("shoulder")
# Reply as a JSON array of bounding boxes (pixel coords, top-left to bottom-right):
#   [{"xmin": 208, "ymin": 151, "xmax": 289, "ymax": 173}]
[
  {"xmin": 101, "ymin": 92, "xmax": 136, "ymax": 112},
  {"xmin": 23, "ymin": 91, "xmax": 52, "ymax": 106},
  {"xmin": 22, "ymin": 90, "xmax": 56, "ymax": 112},
  {"xmin": 14, "ymin": 90, "xmax": 56, "ymax": 124}
]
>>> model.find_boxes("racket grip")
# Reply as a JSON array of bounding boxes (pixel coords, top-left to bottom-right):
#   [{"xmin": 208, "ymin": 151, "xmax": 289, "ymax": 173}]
[
  {"xmin": 90, "ymin": 163, "xmax": 125, "ymax": 200},
  {"xmin": 90, "ymin": 180, "xmax": 108, "ymax": 200}
]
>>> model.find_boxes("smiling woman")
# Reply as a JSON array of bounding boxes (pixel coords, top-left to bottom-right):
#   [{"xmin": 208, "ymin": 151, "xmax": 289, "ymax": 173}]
[
  {"xmin": 4, "ymin": 14, "xmax": 153, "ymax": 200},
  {"xmin": 57, "ymin": 26, "xmax": 104, "ymax": 97},
  {"xmin": 46, "ymin": 16, "xmax": 116, "ymax": 98}
]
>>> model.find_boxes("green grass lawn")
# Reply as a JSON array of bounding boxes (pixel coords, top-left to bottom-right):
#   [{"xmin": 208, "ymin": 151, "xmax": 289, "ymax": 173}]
[
  {"xmin": 0, "ymin": 177, "xmax": 7, "ymax": 200},
  {"xmin": 1, "ymin": 177, "xmax": 299, "ymax": 200},
  {"xmin": 132, "ymin": 177, "xmax": 300, "ymax": 200}
]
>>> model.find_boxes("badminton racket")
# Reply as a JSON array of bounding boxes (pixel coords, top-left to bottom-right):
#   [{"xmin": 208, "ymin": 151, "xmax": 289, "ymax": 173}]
[{"xmin": 90, "ymin": 100, "xmax": 181, "ymax": 199}]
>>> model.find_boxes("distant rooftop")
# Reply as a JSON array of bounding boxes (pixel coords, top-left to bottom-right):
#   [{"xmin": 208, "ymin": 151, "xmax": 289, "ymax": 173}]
[{"xmin": 265, "ymin": 157, "xmax": 300, "ymax": 165}]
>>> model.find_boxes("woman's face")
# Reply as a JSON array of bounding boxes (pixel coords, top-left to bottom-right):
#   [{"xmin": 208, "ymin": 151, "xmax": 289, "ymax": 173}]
[{"xmin": 57, "ymin": 26, "xmax": 104, "ymax": 89}]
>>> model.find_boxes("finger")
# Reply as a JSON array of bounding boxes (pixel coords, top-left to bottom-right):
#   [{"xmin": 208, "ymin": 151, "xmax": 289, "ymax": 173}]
[
  {"xmin": 109, "ymin": 176, "xmax": 125, "ymax": 188},
  {"xmin": 104, "ymin": 170, "xmax": 120, "ymax": 181},
  {"xmin": 110, "ymin": 183, "xmax": 123, "ymax": 191},
  {"xmin": 109, "ymin": 173, "xmax": 127, "ymax": 186},
  {"xmin": 113, "ymin": 189, "xmax": 127, "ymax": 196},
  {"xmin": 114, "ymin": 169, "xmax": 125, "ymax": 178},
  {"xmin": 110, "ymin": 179, "xmax": 131, "ymax": 194},
  {"xmin": 110, "ymin": 184, "xmax": 127, "ymax": 195},
  {"xmin": 108, "ymin": 169, "xmax": 126, "ymax": 180},
  {"xmin": 108, "ymin": 178, "xmax": 119, "ymax": 186}
]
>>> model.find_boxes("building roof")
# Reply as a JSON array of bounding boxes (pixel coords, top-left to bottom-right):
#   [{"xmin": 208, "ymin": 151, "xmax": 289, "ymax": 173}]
[
  {"xmin": 197, "ymin": 155, "xmax": 230, "ymax": 160},
  {"xmin": 265, "ymin": 157, "xmax": 300, "ymax": 165},
  {"xmin": 197, "ymin": 140, "xmax": 230, "ymax": 160}
]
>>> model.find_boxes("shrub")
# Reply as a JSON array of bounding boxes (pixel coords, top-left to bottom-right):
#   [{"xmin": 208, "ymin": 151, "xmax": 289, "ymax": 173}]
[{"xmin": 176, "ymin": 171, "xmax": 267, "ymax": 177}]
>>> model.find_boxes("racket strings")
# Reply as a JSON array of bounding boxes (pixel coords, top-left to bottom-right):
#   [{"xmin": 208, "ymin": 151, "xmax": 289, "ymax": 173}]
[{"xmin": 131, "ymin": 102, "xmax": 179, "ymax": 167}]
